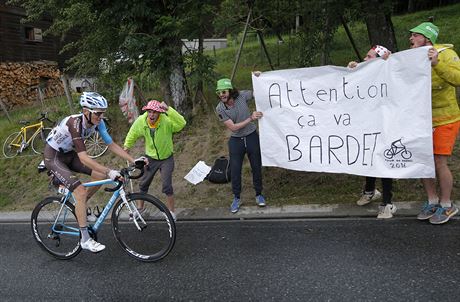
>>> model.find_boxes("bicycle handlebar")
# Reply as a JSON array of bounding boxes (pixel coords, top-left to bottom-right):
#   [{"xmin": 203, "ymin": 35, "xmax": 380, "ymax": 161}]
[
  {"xmin": 103, "ymin": 162, "xmax": 146, "ymax": 192},
  {"xmin": 39, "ymin": 112, "xmax": 55, "ymax": 124}
]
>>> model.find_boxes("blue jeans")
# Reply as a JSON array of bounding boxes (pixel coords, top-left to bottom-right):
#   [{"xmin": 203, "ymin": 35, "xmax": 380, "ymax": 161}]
[{"xmin": 228, "ymin": 131, "xmax": 263, "ymax": 198}]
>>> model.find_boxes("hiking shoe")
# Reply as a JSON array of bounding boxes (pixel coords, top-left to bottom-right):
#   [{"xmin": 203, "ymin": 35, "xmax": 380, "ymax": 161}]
[
  {"xmin": 255, "ymin": 195, "xmax": 266, "ymax": 207},
  {"xmin": 377, "ymin": 203, "xmax": 397, "ymax": 219},
  {"xmin": 81, "ymin": 238, "xmax": 105, "ymax": 253},
  {"xmin": 230, "ymin": 197, "xmax": 241, "ymax": 213},
  {"xmin": 356, "ymin": 189, "xmax": 381, "ymax": 206},
  {"xmin": 417, "ymin": 202, "xmax": 441, "ymax": 220},
  {"xmin": 429, "ymin": 205, "xmax": 459, "ymax": 225}
]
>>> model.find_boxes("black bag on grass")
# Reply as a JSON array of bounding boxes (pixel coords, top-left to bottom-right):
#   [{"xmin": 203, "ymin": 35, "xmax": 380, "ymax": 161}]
[{"xmin": 207, "ymin": 156, "xmax": 231, "ymax": 183}]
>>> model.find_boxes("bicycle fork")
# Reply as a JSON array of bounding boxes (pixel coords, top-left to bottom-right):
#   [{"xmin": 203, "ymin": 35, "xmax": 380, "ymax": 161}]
[{"xmin": 120, "ymin": 190, "xmax": 146, "ymax": 231}]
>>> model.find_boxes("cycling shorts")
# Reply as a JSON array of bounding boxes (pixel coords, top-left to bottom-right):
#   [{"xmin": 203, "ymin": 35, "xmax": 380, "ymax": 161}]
[
  {"xmin": 433, "ymin": 120, "xmax": 460, "ymax": 155},
  {"xmin": 43, "ymin": 144, "xmax": 92, "ymax": 192}
]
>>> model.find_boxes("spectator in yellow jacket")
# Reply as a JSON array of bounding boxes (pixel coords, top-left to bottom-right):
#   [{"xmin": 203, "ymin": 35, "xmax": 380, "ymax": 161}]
[{"xmin": 409, "ymin": 22, "xmax": 460, "ymax": 224}]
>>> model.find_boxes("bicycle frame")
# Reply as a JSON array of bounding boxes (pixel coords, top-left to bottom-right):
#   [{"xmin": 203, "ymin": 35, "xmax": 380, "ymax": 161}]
[
  {"xmin": 9, "ymin": 121, "xmax": 44, "ymax": 150},
  {"xmin": 53, "ymin": 178, "xmax": 141, "ymax": 237}
]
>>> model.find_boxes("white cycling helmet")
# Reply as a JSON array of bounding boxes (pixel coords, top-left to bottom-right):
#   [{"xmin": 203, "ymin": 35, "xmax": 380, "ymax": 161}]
[{"xmin": 80, "ymin": 92, "xmax": 108, "ymax": 110}]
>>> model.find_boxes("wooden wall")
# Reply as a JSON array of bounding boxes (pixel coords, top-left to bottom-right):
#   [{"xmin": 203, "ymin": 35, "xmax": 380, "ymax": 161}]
[{"xmin": 0, "ymin": 1, "xmax": 69, "ymax": 67}]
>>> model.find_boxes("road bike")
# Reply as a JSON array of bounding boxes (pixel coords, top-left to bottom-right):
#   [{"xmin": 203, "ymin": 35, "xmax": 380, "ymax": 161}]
[
  {"xmin": 31, "ymin": 163, "xmax": 176, "ymax": 262},
  {"xmin": 84, "ymin": 117, "xmax": 110, "ymax": 159},
  {"xmin": 2, "ymin": 112, "xmax": 54, "ymax": 158}
]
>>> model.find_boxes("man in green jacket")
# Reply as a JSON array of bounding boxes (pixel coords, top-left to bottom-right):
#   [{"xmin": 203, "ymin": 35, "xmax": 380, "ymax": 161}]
[
  {"xmin": 409, "ymin": 22, "xmax": 460, "ymax": 224},
  {"xmin": 124, "ymin": 100, "xmax": 186, "ymax": 220}
]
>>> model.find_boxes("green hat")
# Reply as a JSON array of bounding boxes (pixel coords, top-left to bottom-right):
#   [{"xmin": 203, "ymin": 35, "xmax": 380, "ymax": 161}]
[
  {"xmin": 216, "ymin": 78, "xmax": 233, "ymax": 92},
  {"xmin": 410, "ymin": 22, "xmax": 439, "ymax": 44}
]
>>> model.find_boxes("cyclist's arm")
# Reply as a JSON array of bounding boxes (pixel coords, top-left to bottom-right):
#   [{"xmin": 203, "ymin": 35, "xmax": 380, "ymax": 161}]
[
  {"xmin": 77, "ymin": 151, "xmax": 113, "ymax": 177},
  {"xmin": 108, "ymin": 142, "xmax": 135, "ymax": 163},
  {"xmin": 94, "ymin": 120, "xmax": 134, "ymax": 162},
  {"xmin": 97, "ymin": 119, "xmax": 113, "ymax": 145}
]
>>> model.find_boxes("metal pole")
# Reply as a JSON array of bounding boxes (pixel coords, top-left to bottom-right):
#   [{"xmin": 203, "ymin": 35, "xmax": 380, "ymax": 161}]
[
  {"xmin": 230, "ymin": 6, "xmax": 253, "ymax": 82},
  {"xmin": 256, "ymin": 30, "xmax": 274, "ymax": 70},
  {"xmin": 341, "ymin": 16, "xmax": 362, "ymax": 62}
]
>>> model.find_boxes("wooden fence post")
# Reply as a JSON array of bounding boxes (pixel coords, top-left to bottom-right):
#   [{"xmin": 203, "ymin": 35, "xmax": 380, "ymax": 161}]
[
  {"xmin": 60, "ymin": 74, "xmax": 74, "ymax": 113},
  {"xmin": 0, "ymin": 98, "xmax": 12, "ymax": 123}
]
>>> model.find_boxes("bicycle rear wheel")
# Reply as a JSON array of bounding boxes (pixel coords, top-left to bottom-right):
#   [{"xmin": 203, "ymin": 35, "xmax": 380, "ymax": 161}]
[
  {"xmin": 85, "ymin": 120, "xmax": 110, "ymax": 158},
  {"xmin": 3, "ymin": 131, "xmax": 21, "ymax": 158},
  {"xmin": 31, "ymin": 127, "xmax": 52, "ymax": 155},
  {"xmin": 31, "ymin": 197, "xmax": 82, "ymax": 260},
  {"xmin": 112, "ymin": 193, "xmax": 176, "ymax": 262}
]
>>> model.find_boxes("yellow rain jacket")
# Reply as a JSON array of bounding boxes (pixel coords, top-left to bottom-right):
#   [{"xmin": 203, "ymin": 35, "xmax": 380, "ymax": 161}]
[{"xmin": 432, "ymin": 44, "xmax": 460, "ymax": 127}]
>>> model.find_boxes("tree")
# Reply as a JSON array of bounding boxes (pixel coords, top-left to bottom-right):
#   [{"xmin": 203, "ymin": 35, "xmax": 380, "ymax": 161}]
[
  {"xmin": 361, "ymin": 0, "xmax": 398, "ymax": 52},
  {"xmin": 12, "ymin": 0, "xmax": 193, "ymax": 114}
]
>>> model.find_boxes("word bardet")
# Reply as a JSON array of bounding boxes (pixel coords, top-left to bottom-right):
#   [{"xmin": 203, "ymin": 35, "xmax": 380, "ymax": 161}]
[{"xmin": 285, "ymin": 132, "xmax": 381, "ymax": 166}]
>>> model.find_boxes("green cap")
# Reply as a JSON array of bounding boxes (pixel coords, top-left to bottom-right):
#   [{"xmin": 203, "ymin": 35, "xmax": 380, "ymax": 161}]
[
  {"xmin": 216, "ymin": 78, "xmax": 233, "ymax": 92},
  {"xmin": 410, "ymin": 22, "xmax": 439, "ymax": 44}
]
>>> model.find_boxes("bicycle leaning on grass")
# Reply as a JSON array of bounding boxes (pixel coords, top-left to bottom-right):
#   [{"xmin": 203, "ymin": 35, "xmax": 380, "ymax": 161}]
[
  {"xmin": 2, "ymin": 112, "xmax": 54, "ymax": 158},
  {"xmin": 31, "ymin": 162, "xmax": 176, "ymax": 262}
]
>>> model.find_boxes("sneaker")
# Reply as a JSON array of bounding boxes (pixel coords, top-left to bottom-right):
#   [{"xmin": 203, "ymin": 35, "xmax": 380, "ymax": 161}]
[
  {"xmin": 87, "ymin": 213, "xmax": 97, "ymax": 223},
  {"xmin": 80, "ymin": 238, "xmax": 106, "ymax": 253},
  {"xmin": 170, "ymin": 211, "xmax": 177, "ymax": 222},
  {"xmin": 255, "ymin": 195, "xmax": 266, "ymax": 207},
  {"xmin": 377, "ymin": 203, "xmax": 397, "ymax": 219},
  {"xmin": 230, "ymin": 197, "xmax": 241, "ymax": 213},
  {"xmin": 417, "ymin": 202, "xmax": 441, "ymax": 220},
  {"xmin": 429, "ymin": 205, "xmax": 459, "ymax": 225},
  {"xmin": 356, "ymin": 189, "xmax": 381, "ymax": 206},
  {"xmin": 86, "ymin": 208, "xmax": 97, "ymax": 223}
]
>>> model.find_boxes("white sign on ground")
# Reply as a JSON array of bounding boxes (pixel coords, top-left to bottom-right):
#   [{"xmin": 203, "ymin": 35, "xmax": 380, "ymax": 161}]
[
  {"xmin": 184, "ymin": 161, "xmax": 212, "ymax": 185},
  {"xmin": 252, "ymin": 47, "xmax": 434, "ymax": 178}
]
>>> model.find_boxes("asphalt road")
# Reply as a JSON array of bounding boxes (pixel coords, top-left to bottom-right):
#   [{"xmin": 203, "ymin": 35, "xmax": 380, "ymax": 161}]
[{"xmin": 1, "ymin": 218, "xmax": 460, "ymax": 301}]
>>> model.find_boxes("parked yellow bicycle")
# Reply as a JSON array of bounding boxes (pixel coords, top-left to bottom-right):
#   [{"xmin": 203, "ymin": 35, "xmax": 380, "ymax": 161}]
[{"xmin": 2, "ymin": 112, "xmax": 54, "ymax": 158}]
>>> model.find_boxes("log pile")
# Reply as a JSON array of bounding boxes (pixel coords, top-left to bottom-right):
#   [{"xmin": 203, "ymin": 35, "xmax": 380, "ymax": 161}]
[{"xmin": 0, "ymin": 61, "xmax": 64, "ymax": 108}]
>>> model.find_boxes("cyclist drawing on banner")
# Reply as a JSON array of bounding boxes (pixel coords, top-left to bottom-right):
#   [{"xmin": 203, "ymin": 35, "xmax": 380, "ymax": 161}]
[
  {"xmin": 383, "ymin": 138, "xmax": 413, "ymax": 160},
  {"xmin": 43, "ymin": 92, "xmax": 147, "ymax": 253}
]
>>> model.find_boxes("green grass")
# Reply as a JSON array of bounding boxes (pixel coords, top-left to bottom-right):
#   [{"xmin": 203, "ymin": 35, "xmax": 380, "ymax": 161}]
[{"xmin": 1, "ymin": 4, "xmax": 460, "ymax": 211}]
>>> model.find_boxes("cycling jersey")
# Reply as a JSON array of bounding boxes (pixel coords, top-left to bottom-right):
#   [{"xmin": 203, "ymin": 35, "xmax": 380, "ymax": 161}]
[{"xmin": 46, "ymin": 113, "xmax": 112, "ymax": 153}]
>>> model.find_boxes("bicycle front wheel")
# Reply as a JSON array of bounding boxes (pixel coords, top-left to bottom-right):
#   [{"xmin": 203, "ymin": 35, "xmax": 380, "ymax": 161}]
[
  {"xmin": 112, "ymin": 193, "xmax": 176, "ymax": 262},
  {"xmin": 3, "ymin": 131, "xmax": 21, "ymax": 158},
  {"xmin": 31, "ymin": 197, "xmax": 82, "ymax": 260},
  {"xmin": 31, "ymin": 127, "xmax": 52, "ymax": 155}
]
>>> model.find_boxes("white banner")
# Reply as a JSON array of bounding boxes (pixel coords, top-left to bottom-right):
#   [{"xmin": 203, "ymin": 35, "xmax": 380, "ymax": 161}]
[{"xmin": 252, "ymin": 47, "xmax": 435, "ymax": 178}]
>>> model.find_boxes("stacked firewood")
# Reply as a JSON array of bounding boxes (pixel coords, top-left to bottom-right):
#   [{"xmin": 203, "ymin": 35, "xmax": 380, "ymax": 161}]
[{"xmin": 0, "ymin": 61, "xmax": 64, "ymax": 108}]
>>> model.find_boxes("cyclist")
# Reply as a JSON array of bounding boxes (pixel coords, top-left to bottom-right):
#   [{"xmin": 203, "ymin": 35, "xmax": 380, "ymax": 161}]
[{"xmin": 43, "ymin": 92, "xmax": 144, "ymax": 253}]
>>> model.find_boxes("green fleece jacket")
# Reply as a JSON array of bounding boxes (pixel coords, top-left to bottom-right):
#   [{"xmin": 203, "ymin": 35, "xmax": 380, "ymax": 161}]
[
  {"xmin": 124, "ymin": 107, "xmax": 186, "ymax": 160},
  {"xmin": 432, "ymin": 44, "xmax": 460, "ymax": 127}
]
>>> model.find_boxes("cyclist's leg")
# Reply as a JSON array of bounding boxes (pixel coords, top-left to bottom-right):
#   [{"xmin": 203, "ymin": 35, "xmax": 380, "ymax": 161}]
[
  {"xmin": 69, "ymin": 153, "xmax": 100, "ymax": 200},
  {"xmin": 45, "ymin": 147, "xmax": 104, "ymax": 252},
  {"xmin": 159, "ymin": 156, "xmax": 175, "ymax": 212}
]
